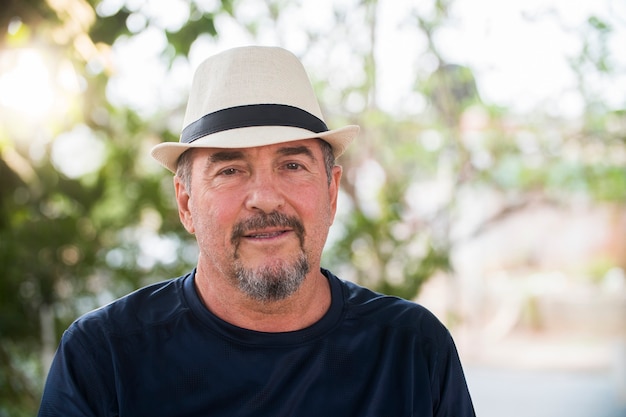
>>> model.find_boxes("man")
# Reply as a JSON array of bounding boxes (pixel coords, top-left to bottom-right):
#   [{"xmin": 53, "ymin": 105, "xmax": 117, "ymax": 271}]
[{"xmin": 39, "ymin": 46, "xmax": 475, "ymax": 416}]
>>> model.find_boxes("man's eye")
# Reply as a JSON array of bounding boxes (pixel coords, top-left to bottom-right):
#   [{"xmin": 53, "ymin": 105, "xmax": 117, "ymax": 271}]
[
  {"xmin": 285, "ymin": 162, "xmax": 302, "ymax": 170},
  {"xmin": 219, "ymin": 168, "xmax": 239, "ymax": 176}
]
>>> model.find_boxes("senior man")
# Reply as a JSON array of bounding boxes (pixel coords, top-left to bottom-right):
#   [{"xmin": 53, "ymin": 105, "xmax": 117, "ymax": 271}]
[{"xmin": 39, "ymin": 46, "xmax": 475, "ymax": 417}]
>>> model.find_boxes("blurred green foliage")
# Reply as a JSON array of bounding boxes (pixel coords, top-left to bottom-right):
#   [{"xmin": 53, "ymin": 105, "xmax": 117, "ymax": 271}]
[{"xmin": 0, "ymin": 1, "xmax": 228, "ymax": 415}]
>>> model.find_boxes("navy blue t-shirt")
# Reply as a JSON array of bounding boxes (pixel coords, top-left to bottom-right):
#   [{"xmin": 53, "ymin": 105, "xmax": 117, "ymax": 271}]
[{"xmin": 38, "ymin": 269, "xmax": 475, "ymax": 416}]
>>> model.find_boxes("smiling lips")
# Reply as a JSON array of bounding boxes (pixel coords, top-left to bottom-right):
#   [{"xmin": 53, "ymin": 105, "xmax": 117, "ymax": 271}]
[
  {"xmin": 231, "ymin": 212, "xmax": 306, "ymax": 248},
  {"xmin": 245, "ymin": 229, "xmax": 291, "ymax": 239}
]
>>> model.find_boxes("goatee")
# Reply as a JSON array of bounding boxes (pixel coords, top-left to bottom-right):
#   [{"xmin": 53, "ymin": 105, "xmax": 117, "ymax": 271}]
[
  {"xmin": 234, "ymin": 253, "xmax": 309, "ymax": 302},
  {"xmin": 231, "ymin": 212, "xmax": 310, "ymax": 302}
]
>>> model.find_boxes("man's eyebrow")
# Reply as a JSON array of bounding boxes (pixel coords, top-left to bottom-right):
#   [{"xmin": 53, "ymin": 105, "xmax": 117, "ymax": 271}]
[
  {"xmin": 208, "ymin": 150, "xmax": 245, "ymax": 163},
  {"xmin": 277, "ymin": 145, "xmax": 316, "ymax": 161}
]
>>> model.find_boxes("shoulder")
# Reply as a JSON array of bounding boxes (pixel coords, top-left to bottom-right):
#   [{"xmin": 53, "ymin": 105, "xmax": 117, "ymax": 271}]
[
  {"xmin": 333, "ymin": 273, "xmax": 449, "ymax": 340},
  {"xmin": 67, "ymin": 272, "xmax": 192, "ymax": 340}
]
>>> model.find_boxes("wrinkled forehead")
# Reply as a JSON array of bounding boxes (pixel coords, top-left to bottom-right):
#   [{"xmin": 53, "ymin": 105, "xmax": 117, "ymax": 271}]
[{"xmin": 191, "ymin": 138, "xmax": 325, "ymax": 164}]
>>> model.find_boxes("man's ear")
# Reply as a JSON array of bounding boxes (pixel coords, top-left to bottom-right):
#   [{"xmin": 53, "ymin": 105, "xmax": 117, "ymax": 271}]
[
  {"xmin": 174, "ymin": 176, "xmax": 195, "ymax": 234},
  {"xmin": 328, "ymin": 165, "xmax": 342, "ymax": 222}
]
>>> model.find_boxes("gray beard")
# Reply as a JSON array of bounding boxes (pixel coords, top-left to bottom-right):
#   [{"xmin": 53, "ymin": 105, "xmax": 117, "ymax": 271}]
[
  {"xmin": 234, "ymin": 252, "xmax": 310, "ymax": 302},
  {"xmin": 230, "ymin": 211, "xmax": 310, "ymax": 302}
]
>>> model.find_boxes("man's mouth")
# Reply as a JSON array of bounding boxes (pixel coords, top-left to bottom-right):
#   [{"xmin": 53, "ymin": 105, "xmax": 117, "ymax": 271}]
[
  {"xmin": 231, "ymin": 212, "xmax": 305, "ymax": 248},
  {"xmin": 245, "ymin": 229, "xmax": 290, "ymax": 239}
]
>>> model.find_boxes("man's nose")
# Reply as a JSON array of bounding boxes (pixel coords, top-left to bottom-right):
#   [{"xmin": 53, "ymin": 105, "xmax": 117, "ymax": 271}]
[{"xmin": 244, "ymin": 173, "xmax": 285, "ymax": 213}]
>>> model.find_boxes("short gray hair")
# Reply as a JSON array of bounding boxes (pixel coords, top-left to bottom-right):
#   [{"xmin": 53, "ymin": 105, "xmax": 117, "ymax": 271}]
[{"xmin": 175, "ymin": 148, "xmax": 195, "ymax": 190}]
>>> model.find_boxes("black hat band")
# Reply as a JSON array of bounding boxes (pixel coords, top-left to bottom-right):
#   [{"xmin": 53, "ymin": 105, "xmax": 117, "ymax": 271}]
[{"xmin": 181, "ymin": 104, "xmax": 329, "ymax": 144}]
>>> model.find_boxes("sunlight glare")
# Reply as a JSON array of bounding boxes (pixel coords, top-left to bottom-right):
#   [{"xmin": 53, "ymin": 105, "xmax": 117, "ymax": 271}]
[
  {"xmin": 0, "ymin": 49, "xmax": 54, "ymax": 119},
  {"xmin": 51, "ymin": 125, "xmax": 106, "ymax": 179}
]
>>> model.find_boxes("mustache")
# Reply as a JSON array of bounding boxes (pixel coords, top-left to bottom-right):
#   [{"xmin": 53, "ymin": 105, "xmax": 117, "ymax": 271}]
[{"xmin": 231, "ymin": 212, "xmax": 305, "ymax": 245}]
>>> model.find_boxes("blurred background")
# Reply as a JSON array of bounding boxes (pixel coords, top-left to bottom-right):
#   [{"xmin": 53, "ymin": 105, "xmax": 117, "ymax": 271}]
[{"xmin": 1, "ymin": 0, "xmax": 625, "ymax": 416}]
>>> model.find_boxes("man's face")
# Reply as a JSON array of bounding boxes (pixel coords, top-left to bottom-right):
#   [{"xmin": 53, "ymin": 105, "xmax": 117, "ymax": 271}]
[{"xmin": 175, "ymin": 139, "xmax": 341, "ymax": 302}]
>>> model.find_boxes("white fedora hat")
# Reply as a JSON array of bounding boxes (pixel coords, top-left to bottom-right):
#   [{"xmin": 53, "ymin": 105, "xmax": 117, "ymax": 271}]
[{"xmin": 151, "ymin": 46, "xmax": 360, "ymax": 172}]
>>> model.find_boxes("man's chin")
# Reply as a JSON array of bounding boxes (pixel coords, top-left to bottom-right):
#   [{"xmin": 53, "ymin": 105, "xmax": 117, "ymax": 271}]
[{"xmin": 233, "ymin": 254, "xmax": 310, "ymax": 302}]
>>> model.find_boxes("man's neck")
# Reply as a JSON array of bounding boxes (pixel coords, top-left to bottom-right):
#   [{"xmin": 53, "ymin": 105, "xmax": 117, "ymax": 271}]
[{"xmin": 194, "ymin": 266, "xmax": 332, "ymax": 332}]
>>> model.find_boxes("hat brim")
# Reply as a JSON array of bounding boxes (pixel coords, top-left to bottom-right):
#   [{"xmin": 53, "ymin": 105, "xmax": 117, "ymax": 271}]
[{"xmin": 151, "ymin": 124, "xmax": 359, "ymax": 173}]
